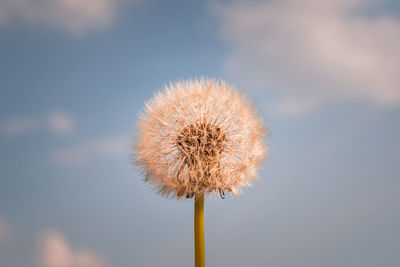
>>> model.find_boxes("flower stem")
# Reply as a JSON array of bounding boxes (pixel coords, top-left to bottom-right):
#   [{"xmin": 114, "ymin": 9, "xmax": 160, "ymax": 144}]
[{"xmin": 194, "ymin": 193, "xmax": 205, "ymax": 267}]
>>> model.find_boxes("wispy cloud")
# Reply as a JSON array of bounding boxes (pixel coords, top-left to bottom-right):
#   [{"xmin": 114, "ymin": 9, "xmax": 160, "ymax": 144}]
[
  {"xmin": 52, "ymin": 134, "xmax": 129, "ymax": 167},
  {"xmin": 1, "ymin": 111, "xmax": 75, "ymax": 137},
  {"xmin": 47, "ymin": 111, "xmax": 75, "ymax": 136},
  {"xmin": 0, "ymin": 217, "xmax": 11, "ymax": 242},
  {"xmin": 1, "ymin": 116, "xmax": 40, "ymax": 136},
  {"xmin": 0, "ymin": 0, "xmax": 138, "ymax": 35},
  {"xmin": 38, "ymin": 230, "xmax": 110, "ymax": 267},
  {"xmin": 215, "ymin": 0, "xmax": 400, "ymax": 116}
]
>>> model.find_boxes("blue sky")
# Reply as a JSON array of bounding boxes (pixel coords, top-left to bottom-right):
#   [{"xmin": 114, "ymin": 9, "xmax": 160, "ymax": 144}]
[{"xmin": 0, "ymin": 0, "xmax": 399, "ymax": 266}]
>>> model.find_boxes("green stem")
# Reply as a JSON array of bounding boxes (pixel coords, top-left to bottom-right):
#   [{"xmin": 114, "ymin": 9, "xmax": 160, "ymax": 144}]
[{"xmin": 194, "ymin": 193, "xmax": 205, "ymax": 267}]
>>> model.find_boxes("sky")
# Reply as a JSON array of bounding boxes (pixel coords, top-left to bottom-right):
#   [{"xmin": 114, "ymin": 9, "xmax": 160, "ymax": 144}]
[{"xmin": 0, "ymin": 0, "xmax": 399, "ymax": 266}]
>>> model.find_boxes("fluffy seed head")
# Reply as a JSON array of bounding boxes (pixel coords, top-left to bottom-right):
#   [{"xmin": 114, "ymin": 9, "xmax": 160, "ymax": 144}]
[{"xmin": 133, "ymin": 78, "xmax": 268, "ymax": 199}]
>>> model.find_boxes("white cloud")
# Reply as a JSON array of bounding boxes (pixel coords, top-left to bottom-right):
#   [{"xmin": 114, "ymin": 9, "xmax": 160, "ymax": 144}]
[
  {"xmin": 38, "ymin": 230, "xmax": 110, "ymax": 267},
  {"xmin": 2, "ymin": 116, "xmax": 40, "ymax": 136},
  {"xmin": 47, "ymin": 111, "xmax": 75, "ymax": 136},
  {"xmin": 215, "ymin": 0, "xmax": 400, "ymax": 116},
  {"xmin": 0, "ymin": 0, "xmax": 129, "ymax": 34},
  {"xmin": 52, "ymin": 134, "xmax": 128, "ymax": 167},
  {"xmin": 0, "ymin": 217, "xmax": 11, "ymax": 242},
  {"xmin": 1, "ymin": 111, "xmax": 75, "ymax": 137}
]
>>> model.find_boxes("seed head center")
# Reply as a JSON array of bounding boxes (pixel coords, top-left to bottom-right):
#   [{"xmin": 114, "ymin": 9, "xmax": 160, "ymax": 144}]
[{"xmin": 176, "ymin": 122, "xmax": 226, "ymax": 162}]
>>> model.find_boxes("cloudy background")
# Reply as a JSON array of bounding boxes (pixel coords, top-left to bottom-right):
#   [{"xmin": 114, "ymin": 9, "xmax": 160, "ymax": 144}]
[{"xmin": 0, "ymin": 0, "xmax": 399, "ymax": 266}]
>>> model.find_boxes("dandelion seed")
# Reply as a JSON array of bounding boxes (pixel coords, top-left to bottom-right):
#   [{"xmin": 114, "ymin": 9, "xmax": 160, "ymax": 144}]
[{"xmin": 133, "ymin": 78, "xmax": 268, "ymax": 199}]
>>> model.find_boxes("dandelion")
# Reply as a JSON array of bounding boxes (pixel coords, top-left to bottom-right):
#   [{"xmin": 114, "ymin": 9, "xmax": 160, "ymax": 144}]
[{"xmin": 132, "ymin": 78, "xmax": 268, "ymax": 267}]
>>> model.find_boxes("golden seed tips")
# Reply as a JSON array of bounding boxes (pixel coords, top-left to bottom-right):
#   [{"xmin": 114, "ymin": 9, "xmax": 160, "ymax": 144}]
[{"xmin": 133, "ymin": 78, "xmax": 268, "ymax": 199}]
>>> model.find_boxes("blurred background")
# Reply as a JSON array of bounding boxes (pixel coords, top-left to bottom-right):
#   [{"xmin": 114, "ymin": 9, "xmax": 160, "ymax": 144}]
[{"xmin": 1, "ymin": 0, "xmax": 399, "ymax": 266}]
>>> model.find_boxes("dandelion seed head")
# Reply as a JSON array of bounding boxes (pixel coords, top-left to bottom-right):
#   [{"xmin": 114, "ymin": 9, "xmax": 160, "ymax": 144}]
[{"xmin": 133, "ymin": 78, "xmax": 268, "ymax": 199}]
